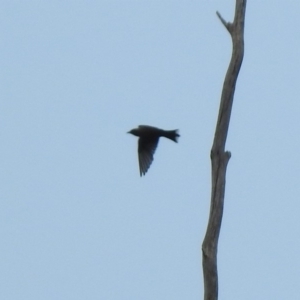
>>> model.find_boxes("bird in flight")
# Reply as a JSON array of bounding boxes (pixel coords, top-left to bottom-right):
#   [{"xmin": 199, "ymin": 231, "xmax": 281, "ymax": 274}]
[{"xmin": 128, "ymin": 125, "xmax": 180, "ymax": 176}]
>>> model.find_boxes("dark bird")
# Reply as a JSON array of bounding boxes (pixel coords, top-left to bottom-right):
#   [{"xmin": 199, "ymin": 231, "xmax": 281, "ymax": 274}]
[{"xmin": 128, "ymin": 125, "xmax": 180, "ymax": 176}]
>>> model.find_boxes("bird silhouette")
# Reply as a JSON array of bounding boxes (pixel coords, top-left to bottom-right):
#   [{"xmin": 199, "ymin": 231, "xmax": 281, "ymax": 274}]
[{"xmin": 128, "ymin": 125, "xmax": 179, "ymax": 176}]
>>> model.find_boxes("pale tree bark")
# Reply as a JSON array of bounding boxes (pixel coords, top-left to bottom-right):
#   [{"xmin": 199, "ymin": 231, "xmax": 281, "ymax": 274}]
[{"xmin": 202, "ymin": 1, "xmax": 247, "ymax": 300}]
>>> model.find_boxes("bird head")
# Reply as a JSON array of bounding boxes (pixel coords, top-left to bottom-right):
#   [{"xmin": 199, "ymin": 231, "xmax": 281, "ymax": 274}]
[{"xmin": 127, "ymin": 128, "xmax": 139, "ymax": 137}]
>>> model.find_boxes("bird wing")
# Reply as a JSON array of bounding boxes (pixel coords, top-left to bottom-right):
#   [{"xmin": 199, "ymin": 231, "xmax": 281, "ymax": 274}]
[{"xmin": 138, "ymin": 137, "xmax": 159, "ymax": 176}]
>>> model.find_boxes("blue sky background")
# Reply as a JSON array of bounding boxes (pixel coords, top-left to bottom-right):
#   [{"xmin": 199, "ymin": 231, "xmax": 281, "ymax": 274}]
[{"xmin": 1, "ymin": 1, "xmax": 300, "ymax": 299}]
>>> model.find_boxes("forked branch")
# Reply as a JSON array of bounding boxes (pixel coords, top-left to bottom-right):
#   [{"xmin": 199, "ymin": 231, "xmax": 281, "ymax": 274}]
[{"xmin": 202, "ymin": 1, "xmax": 247, "ymax": 300}]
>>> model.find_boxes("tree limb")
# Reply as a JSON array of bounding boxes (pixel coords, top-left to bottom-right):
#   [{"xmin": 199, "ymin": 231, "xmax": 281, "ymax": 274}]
[{"xmin": 202, "ymin": 1, "xmax": 247, "ymax": 300}]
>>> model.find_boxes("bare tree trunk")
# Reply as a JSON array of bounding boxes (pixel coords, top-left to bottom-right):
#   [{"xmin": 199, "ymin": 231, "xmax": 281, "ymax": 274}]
[{"xmin": 202, "ymin": 1, "xmax": 247, "ymax": 300}]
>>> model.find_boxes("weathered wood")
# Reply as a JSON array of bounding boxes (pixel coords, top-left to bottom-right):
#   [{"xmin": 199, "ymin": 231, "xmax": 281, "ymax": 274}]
[{"xmin": 202, "ymin": 1, "xmax": 247, "ymax": 300}]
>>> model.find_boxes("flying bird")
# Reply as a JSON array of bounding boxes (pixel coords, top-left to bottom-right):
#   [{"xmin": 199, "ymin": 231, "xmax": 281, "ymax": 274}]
[{"xmin": 128, "ymin": 125, "xmax": 180, "ymax": 176}]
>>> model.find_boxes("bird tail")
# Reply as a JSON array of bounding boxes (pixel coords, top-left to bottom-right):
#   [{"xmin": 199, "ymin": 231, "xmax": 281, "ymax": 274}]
[{"xmin": 163, "ymin": 129, "xmax": 180, "ymax": 143}]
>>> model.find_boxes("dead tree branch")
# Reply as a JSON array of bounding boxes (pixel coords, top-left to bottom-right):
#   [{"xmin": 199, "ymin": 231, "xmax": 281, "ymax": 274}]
[{"xmin": 202, "ymin": 1, "xmax": 247, "ymax": 300}]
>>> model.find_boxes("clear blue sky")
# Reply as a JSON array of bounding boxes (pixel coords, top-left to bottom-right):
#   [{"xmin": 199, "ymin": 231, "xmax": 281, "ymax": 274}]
[{"xmin": 1, "ymin": 1, "xmax": 300, "ymax": 299}]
